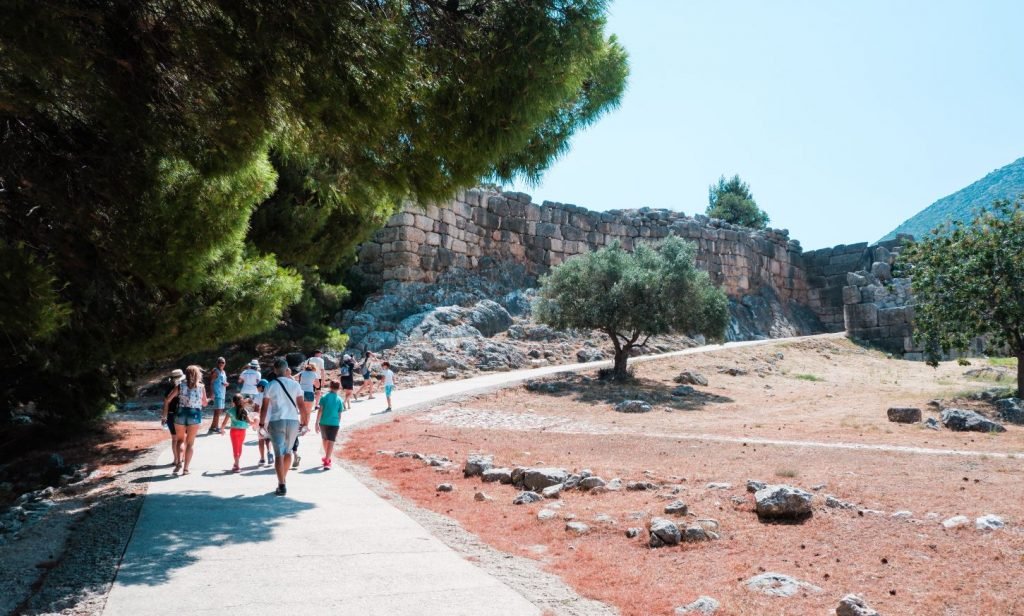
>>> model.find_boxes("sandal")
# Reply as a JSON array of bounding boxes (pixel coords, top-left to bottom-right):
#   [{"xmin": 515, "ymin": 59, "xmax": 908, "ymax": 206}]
[
  {"xmin": 172, "ymin": 463, "xmax": 181, "ymax": 474},
  {"xmin": 182, "ymin": 469, "xmax": 190, "ymax": 475}
]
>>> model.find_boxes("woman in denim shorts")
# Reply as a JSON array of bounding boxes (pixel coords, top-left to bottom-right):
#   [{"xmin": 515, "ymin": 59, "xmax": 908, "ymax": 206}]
[{"xmin": 163, "ymin": 364, "xmax": 208, "ymax": 475}]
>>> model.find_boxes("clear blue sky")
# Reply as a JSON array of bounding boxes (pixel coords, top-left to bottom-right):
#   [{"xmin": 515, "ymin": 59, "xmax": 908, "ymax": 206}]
[{"xmin": 510, "ymin": 0, "xmax": 1024, "ymax": 249}]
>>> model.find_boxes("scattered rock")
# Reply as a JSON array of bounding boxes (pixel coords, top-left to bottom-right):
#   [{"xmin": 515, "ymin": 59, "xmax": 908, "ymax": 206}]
[
  {"xmin": 565, "ymin": 521, "xmax": 591, "ymax": 535},
  {"xmin": 614, "ymin": 400, "xmax": 653, "ymax": 414},
  {"xmin": 593, "ymin": 514, "xmax": 616, "ymax": 525},
  {"xmin": 442, "ymin": 367, "xmax": 459, "ymax": 379},
  {"xmin": 994, "ymin": 398, "xmax": 1024, "ymax": 425},
  {"xmin": 464, "ymin": 454, "xmax": 494, "ymax": 478},
  {"xmin": 625, "ymin": 527, "xmax": 642, "ymax": 539},
  {"xmin": 745, "ymin": 572, "xmax": 823, "ymax": 597},
  {"xmin": 891, "ymin": 510, "xmax": 912, "ymax": 519},
  {"xmin": 754, "ymin": 485, "xmax": 813, "ymax": 519},
  {"xmin": 664, "ymin": 500, "xmax": 689, "ymax": 516},
  {"xmin": 541, "ymin": 483, "xmax": 564, "ymax": 499},
  {"xmin": 513, "ymin": 491, "xmax": 544, "ymax": 505},
  {"xmin": 811, "ymin": 483, "xmax": 827, "ymax": 491},
  {"xmin": 683, "ymin": 525, "xmax": 716, "ymax": 542},
  {"xmin": 923, "ymin": 417, "xmax": 941, "ymax": 430},
  {"xmin": 672, "ymin": 385, "xmax": 696, "ymax": 397},
  {"xmin": 576, "ymin": 348, "xmax": 605, "ymax": 363},
  {"xmin": 696, "ymin": 518, "xmax": 721, "ymax": 532},
  {"xmin": 674, "ymin": 371, "xmax": 709, "ymax": 386},
  {"xmin": 579, "ymin": 476, "xmax": 607, "ymax": 491},
  {"xmin": 481, "ymin": 468, "xmax": 513, "ymax": 484},
  {"xmin": 605, "ymin": 478, "xmax": 623, "ymax": 491},
  {"xmin": 940, "ymin": 408, "xmax": 1006, "ymax": 433},
  {"xmin": 975, "ymin": 514, "xmax": 1005, "ymax": 531},
  {"xmin": 836, "ymin": 594, "xmax": 881, "ymax": 616},
  {"xmin": 746, "ymin": 479, "xmax": 767, "ymax": 493},
  {"xmin": 627, "ymin": 481, "xmax": 659, "ymax": 491},
  {"xmin": 436, "ymin": 483, "xmax": 453, "ymax": 492},
  {"xmin": 474, "ymin": 491, "xmax": 492, "ymax": 502},
  {"xmin": 523, "ymin": 468, "xmax": 570, "ymax": 491},
  {"xmin": 648, "ymin": 517, "xmax": 682, "ymax": 547},
  {"xmin": 537, "ymin": 509, "xmax": 557, "ymax": 521},
  {"xmin": 562, "ymin": 474, "xmax": 582, "ymax": 490},
  {"xmin": 887, "ymin": 407, "xmax": 922, "ymax": 423},
  {"xmin": 675, "ymin": 596, "xmax": 720, "ymax": 615},
  {"xmin": 719, "ymin": 367, "xmax": 748, "ymax": 376},
  {"xmin": 706, "ymin": 482, "xmax": 732, "ymax": 490},
  {"xmin": 942, "ymin": 515, "xmax": 970, "ymax": 529}
]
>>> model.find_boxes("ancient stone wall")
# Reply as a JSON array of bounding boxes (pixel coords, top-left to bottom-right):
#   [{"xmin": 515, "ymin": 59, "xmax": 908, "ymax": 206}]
[
  {"xmin": 803, "ymin": 238, "xmax": 921, "ymax": 354},
  {"xmin": 355, "ymin": 189, "xmax": 811, "ymax": 308}
]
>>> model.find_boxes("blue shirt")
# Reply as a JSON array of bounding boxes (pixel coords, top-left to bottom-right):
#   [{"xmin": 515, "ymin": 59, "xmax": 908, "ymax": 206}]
[{"xmin": 212, "ymin": 368, "xmax": 228, "ymax": 396}]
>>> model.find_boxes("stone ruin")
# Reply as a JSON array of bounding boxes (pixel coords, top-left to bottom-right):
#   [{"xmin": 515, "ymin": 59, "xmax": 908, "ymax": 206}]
[
  {"xmin": 343, "ymin": 189, "xmax": 929, "ymax": 357},
  {"xmin": 803, "ymin": 239, "xmax": 918, "ymax": 356}
]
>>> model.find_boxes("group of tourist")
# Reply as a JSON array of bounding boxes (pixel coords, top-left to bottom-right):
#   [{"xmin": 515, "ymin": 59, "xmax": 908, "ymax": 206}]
[{"xmin": 160, "ymin": 350, "xmax": 396, "ymax": 496}]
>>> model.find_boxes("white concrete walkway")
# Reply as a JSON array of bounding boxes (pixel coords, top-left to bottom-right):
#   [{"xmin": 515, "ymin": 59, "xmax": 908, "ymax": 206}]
[{"xmin": 103, "ymin": 336, "xmax": 800, "ymax": 616}]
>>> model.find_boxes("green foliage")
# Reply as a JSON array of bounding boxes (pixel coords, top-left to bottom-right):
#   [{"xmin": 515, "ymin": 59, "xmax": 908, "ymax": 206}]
[
  {"xmin": 534, "ymin": 236, "xmax": 728, "ymax": 378},
  {"xmin": 706, "ymin": 175, "xmax": 769, "ymax": 229},
  {"xmin": 898, "ymin": 199, "xmax": 1024, "ymax": 395},
  {"xmin": 793, "ymin": 373, "xmax": 824, "ymax": 382},
  {"xmin": 0, "ymin": 1, "xmax": 628, "ymax": 426},
  {"xmin": 988, "ymin": 357, "xmax": 1018, "ymax": 368}
]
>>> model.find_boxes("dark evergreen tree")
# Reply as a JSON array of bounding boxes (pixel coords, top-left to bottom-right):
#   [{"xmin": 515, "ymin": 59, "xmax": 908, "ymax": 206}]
[
  {"xmin": 0, "ymin": 1, "xmax": 628, "ymax": 425},
  {"xmin": 706, "ymin": 175, "xmax": 770, "ymax": 229}
]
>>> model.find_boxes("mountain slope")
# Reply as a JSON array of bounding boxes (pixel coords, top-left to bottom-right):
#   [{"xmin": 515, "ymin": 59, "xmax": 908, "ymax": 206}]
[{"xmin": 880, "ymin": 157, "xmax": 1024, "ymax": 241}]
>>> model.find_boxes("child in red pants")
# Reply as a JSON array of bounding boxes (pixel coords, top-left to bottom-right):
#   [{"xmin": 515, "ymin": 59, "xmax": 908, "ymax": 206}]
[{"xmin": 221, "ymin": 394, "xmax": 251, "ymax": 472}]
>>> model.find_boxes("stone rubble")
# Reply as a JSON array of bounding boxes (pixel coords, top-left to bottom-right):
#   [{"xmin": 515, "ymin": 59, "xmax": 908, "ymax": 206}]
[
  {"xmin": 745, "ymin": 572, "xmax": 823, "ymax": 597},
  {"xmin": 754, "ymin": 485, "xmax": 814, "ymax": 519},
  {"xmin": 674, "ymin": 596, "xmax": 721, "ymax": 615},
  {"xmin": 835, "ymin": 594, "xmax": 881, "ymax": 616}
]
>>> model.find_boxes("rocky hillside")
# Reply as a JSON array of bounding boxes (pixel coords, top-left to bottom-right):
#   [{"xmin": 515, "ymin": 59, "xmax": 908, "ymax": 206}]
[{"xmin": 880, "ymin": 156, "xmax": 1024, "ymax": 241}]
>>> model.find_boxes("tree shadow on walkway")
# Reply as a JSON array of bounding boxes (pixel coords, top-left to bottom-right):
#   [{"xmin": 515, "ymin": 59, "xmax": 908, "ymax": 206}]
[{"xmin": 113, "ymin": 491, "xmax": 314, "ymax": 587}]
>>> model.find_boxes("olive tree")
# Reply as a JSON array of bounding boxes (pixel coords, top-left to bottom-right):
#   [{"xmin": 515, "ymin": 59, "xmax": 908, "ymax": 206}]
[
  {"xmin": 534, "ymin": 236, "xmax": 729, "ymax": 379},
  {"xmin": 898, "ymin": 199, "xmax": 1024, "ymax": 395}
]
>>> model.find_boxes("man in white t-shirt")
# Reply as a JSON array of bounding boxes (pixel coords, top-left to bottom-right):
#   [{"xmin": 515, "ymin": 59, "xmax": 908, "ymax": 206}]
[
  {"xmin": 259, "ymin": 358, "xmax": 307, "ymax": 496},
  {"xmin": 238, "ymin": 360, "xmax": 262, "ymax": 397}
]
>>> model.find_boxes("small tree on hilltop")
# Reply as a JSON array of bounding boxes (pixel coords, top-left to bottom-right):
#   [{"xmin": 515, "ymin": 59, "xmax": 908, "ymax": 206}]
[
  {"xmin": 534, "ymin": 236, "xmax": 729, "ymax": 380},
  {"xmin": 898, "ymin": 199, "xmax": 1024, "ymax": 395},
  {"xmin": 706, "ymin": 174, "xmax": 770, "ymax": 229}
]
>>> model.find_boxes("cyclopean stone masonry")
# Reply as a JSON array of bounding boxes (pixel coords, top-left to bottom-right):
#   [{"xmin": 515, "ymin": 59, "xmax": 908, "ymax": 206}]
[
  {"xmin": 353, "ymin": 189, "xmax": 822, "ymax": 341},
  {"xmin": 803, "ymin": 237, "xmax": 949, "ymax": 358}
]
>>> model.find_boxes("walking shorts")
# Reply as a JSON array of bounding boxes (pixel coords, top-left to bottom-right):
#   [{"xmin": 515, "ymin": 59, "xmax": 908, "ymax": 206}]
[
  {"xmin": 174, "ymin": 408, "xmax": 202, "ymax": 426},
  {"xmin": 268, "ymin": 420, "xmax": 300, "ymax": 459},
  {"xmin": 320, "ymin": 425, "xmax": 339, "ymax": 442}
]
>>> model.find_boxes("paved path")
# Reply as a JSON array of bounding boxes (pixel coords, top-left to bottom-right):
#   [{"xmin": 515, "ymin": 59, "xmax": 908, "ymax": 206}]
[{"xmin": 102, "ymin": 336, "xmax": 801, "ymax": 615}]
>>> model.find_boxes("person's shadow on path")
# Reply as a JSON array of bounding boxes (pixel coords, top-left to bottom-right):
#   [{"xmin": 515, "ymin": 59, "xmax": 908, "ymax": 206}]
[{"xmin": 113, "ymin": 491, "xmax": 314, "ymax": 587}]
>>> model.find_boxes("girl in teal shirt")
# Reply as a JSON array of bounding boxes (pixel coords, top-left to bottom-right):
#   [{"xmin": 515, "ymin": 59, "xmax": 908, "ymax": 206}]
[
  {"xmin": 220, "ymin": 394, "xmax": 251, "ymax": 472},
  {"xmin": 315, "ymin": 381, "xmax": 344, "ymax": 470}
]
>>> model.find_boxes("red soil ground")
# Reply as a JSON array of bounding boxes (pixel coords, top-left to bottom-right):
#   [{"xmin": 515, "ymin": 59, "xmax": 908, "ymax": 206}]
[{"xmin": 341, "ymin": 338, "xmax": 1024, "ymax": 615}]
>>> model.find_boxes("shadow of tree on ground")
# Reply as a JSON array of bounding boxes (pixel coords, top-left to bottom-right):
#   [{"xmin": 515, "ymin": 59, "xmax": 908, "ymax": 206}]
[
  {"xmin": 113, "ymin": 491, "xmax": 314, "ymax": 587},
  {"xmin": 523, "ymin": 372, "xmax": 733, "ymax": 411}
]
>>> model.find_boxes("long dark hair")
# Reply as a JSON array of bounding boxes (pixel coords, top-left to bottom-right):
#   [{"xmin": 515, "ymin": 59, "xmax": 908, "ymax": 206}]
[{"xmin": 232, "ymin": 394, "xmax": 247, "ymax": 422}]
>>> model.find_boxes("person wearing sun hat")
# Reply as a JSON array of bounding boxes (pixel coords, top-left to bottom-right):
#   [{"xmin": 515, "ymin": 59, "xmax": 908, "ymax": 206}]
[
  {"xmin": 161, "ymin": 369, "xmax": 185, "ymax": 469},
  {"xmin": 238, "ymin": 359, "xmax": 262, "ymax": 399}
]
